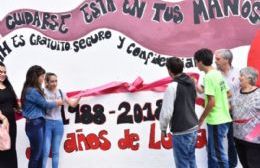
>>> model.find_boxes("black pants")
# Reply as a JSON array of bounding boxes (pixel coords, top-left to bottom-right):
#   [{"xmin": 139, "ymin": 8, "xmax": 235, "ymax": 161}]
[{"xmin": 234, "ymin": 138, "xmax": 260, "ymax": 168}]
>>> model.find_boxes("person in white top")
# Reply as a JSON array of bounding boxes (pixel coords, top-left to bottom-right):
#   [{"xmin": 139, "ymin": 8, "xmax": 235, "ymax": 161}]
[
  {"xmin": 42, "ymin": 72, "xmax": 81, "ymax": 168},
  {"xmin": 215, "ymin": 49, "xmax": 240, "ymax": 168}
]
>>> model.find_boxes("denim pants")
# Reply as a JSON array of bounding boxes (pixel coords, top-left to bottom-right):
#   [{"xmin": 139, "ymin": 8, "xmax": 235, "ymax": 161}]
[
  {"xmin": 227, "ymin": 123, "xmax": 238, "ymax": 168},
  {"xmin": 42, "ymin": 119, "xmax": 64, "ymax": 168},
  {"xmin": 207, "ymin": 123, "xmax": 230, "ymax": 168},
  {"xmin": 172, "ymin": 130, "xmax": 198, "ymax": 168},
  {"xmin": 25, "ymin": 117, "xmax": 45, "ymax": 168}
]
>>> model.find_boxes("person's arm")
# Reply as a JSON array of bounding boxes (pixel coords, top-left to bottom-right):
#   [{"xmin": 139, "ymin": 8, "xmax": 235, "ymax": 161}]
[
  {"xmin": 196, "ymin": 85, "xmax": 204, "ymax": 94},
  {"xmin": 227, "ymin": 90, "xmax": 232, "ymax": 99},
  {"xmin": 13, "ymin": 99, "xmax": 22, "ymax": 113},
  {"xmin": 224, "ymin": 79, "xmax": 232, "ymax": 111},
  {"xmin": 227, "ymin": 90, "xmax": 233, "ymax": 111},
  {"xmin": 254, "ymin": 90, "xmax": 260, "ymax": 116},
  {"xmin": 198, "ymin": 95, "xmax": 215, "ymax": 127},
  {"xmin": 191, "ymin": 75, "xmax": 204, "ymax": 94},
  {"xmin": 159, "ymin": 83, "xmax": 176, "ymax": 137},
  {"xmin": 199, "ymin": 75, "xmax": 215, "ymax": 127},
  {"xmin": 26, "ymin": 88, "xmax": 62, "ymax": 109},
  {"xmin": 60, "ymin": 90, "xmax": 81, "ymax": 107}
]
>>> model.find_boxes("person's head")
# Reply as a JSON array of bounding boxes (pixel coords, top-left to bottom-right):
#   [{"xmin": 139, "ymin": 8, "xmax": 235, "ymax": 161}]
[
  {"xmin": 194, "ymin": 48, "xmax": 213, "ymax": 71},
  {"xmin": 21, "ymin": 65, "xmax": 46, "ymax": 106},
  {"xmin": 0, "ymin": 62, "xmax": 18, "ymax": 103},
  {"xmin": 166, "ymin": 57, "xmax": 184, "ymax": 77},
  {"xmin": 45, "ymin": 72, "xmax": 58, "ymax": 91},
  {"xmin": 215, "ymin": 49, "xmax": 233, "ymax": 70},
  {"xmin": 0, "ymin": 62, "xmax": 8, "ymax": 84},
  {"xmin": 239, "ymin": 67, "xmax": 259, "ymax": 88},
  {"xmin": 24, "ymin": 65, "xmax": 46, "ymax": 86}
]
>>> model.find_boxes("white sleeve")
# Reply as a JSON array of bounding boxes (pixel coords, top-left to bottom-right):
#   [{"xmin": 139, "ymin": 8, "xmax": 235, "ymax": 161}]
[{"xmin": 159, "ymin": 82, "xmax": 177, "ymax": 132}]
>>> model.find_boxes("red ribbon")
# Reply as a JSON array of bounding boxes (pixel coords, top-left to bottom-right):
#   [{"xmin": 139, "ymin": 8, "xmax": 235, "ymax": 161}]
[
  {"xmin": 16, "ymin": 73, "xmax": 201, "ymax": 121},
  {"xmin": 67, "ymin": 73, "xmax": 199, "ymax": 98}
]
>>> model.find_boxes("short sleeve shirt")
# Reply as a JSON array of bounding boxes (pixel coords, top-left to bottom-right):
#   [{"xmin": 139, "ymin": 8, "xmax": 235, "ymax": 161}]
[
  {"xmin": 204, "ymin": 70, "xmax": 232, "ymax": 125},
  {"xmin": 222, "ymin": 67, "xmax": 240, "ymax": 99}
]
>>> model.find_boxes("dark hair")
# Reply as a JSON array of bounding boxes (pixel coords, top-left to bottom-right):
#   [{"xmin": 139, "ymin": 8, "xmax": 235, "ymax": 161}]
[
  {"xmin": 194, "ymin": 48, "xmax": 213, "ymax": 66},
  {"xmin": 0, "ymin": 62, "xmax": 18, "ymax": 108},
  {"xmin": 166, "ymin": 57, "xmax": 184, "ymax": 75},
  {"xmin": 21, "ymin": 65, "xmax": 46, "ymax": 107},
  {"xmin": 45, "ymin": 72, "xmax": 57, "ymax": 83}
]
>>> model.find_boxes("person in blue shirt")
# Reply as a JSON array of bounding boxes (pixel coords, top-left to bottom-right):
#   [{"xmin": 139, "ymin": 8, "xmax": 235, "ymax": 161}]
[{"xmin": 21, "ymin": 65, "xmax": 63, "ymax": 168}]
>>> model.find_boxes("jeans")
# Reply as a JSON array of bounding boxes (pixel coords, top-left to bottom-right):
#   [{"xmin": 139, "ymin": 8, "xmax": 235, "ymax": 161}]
[
  {"xmin": 173, "ymin": 130, "xmax": 198, "ymax": 168},
  {"xmin": 25, "ymin": 117, "xmax": 45, "ymax": 168},
  {"xmin": 207, "ymin": 123, "xmax": 230, "ymax": 168},
  {"xmin": 227, "ymin": 123, "xmax": 238, "ymax": 168},
  {"xmin": 42, "ymin": 119, "xmax": 64, "ymax": 168}
]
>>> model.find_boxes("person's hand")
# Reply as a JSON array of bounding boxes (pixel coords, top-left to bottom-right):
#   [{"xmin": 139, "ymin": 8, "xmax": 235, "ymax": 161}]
[
  {"xmin": 56, "ymin": 99, "xmax": 63, "ymax": 106},
  {"xmin": 0, "ymin": 111, "xmax": 9, "ymax": 131},
  {"xmin": 2, "ymin": 117, "xmax": 9, "ymax": 131},
  {"xmin": 14, "ymin": 104, "xmax": 22, "ymax": 113},
  {"xmin": 190, "ymin": 76, "xmax": 198, "ymax": 85},
  {"xmin": 16, "ymin": 100, "xmax": 22, "ymax": 113},
  {"xmin": 161, "ymin": 130, "xmax": 167, "ymax": 137}
]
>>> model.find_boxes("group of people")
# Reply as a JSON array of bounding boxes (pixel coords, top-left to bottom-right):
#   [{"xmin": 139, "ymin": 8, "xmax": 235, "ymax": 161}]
[
  {"xmin": 0, "ymin": 64, "xmax": 80, "ymax": 168},
  {"xmin": 0, "ymin": 48, "xmax": 259, "ymax": 168},
  {"xmin": 160, "ymin": 48, "xmax": 260, "ymax": 168}
]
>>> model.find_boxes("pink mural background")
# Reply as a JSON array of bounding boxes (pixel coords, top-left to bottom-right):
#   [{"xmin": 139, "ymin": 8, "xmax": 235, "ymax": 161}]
[{"xmin": 0, "ymin": 0, "xmax": 259, "ymax": 56}]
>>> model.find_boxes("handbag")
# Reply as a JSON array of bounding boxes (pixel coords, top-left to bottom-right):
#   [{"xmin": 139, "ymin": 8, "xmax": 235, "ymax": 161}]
[{"xmin": 0, "ymin": 122, "xmax": 11, "ymax": 151}]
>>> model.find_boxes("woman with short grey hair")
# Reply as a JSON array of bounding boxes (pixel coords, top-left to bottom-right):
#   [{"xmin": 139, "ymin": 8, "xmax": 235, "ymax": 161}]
[
  {"xmin": 240, "ymin": 67, "xmax": 259, "ymax": 86},
  {"xmin": 231, "ymin": 67, "xmax": 260, "ymax": 168}
]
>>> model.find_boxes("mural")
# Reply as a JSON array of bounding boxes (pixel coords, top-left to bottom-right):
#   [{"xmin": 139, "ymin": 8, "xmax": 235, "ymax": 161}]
[{"xmin": 0, "ymin": 0, "xmax": 259, "ymax": 167}]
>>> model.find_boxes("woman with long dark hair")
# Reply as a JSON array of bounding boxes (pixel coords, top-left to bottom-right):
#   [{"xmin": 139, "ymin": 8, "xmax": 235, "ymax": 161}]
[
  {"xmin": 21, "ymin": 65, "xmax": 63, "ymax": 168},
  {"xmin": 0, "ymin": 62, "xmax": 19, "ymax": 168}
]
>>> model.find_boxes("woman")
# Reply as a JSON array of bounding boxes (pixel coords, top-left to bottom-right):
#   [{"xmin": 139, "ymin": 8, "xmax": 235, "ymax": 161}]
[
  {"xmin": 21, "ymin": 65, "xmax": 63, "ymax": 168},
  {"xmin": 42, "ymin": 72, "xmax": 80, "ymax": 168},
  {"xmin": 0, "ymin": 62, "xmax": 19, "ymax": 168},
  {"xmin": 231, "ymin": 67, "xmax": 260, "ymax": 168}
]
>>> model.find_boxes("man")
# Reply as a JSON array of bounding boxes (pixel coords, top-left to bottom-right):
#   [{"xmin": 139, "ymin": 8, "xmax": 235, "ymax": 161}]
[
  {"xmin": 160, "ymin": 57, "xmax": 198, "ymax": 168},
  {"xmin": 194, "ymin": 48, "xmax": 232, "ymax": 168},
  {"xmin": 215, "ymin": 49, "xmax": 239, "ymax": 168}
]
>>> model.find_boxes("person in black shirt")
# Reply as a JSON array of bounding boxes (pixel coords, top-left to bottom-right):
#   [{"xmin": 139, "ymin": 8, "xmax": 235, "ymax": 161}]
[{"xmin": 0, "ymin": 62, "xmax": 19, "ymax": 168}]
